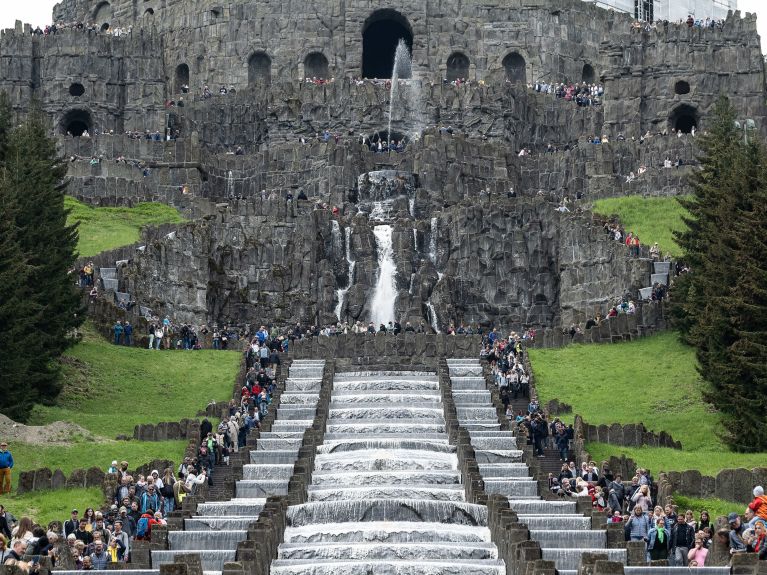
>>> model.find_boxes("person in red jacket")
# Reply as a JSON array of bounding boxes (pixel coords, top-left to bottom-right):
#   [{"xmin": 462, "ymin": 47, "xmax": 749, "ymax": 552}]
[{"xmin": 748, "ymin": 486, "xmax": 767, "ymax": 524}]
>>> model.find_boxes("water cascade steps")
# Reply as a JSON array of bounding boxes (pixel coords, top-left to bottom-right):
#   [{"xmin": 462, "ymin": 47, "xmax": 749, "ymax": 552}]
[{"xmin": 269, "ymin": 369, "xmax": 506, "ymax": 575}]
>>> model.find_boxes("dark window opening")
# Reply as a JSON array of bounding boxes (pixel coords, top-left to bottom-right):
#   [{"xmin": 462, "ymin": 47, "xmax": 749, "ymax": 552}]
[
  {"xmin": 144, "ymin": 8, "xmax": 154, "ymax": 16},
  {"xmin": 304, "ymin": 52, "xmax": 329, "ymax": 79},
  {"xmin": 248, "ymin": 52, "xmax": 272, "ymax": 87},
  {"xmin": 582, "ymin": 63, "xmax": 595, "ymax": 84},
  {"xmin": 100, "ymin": 23, "xmax": 110, "ymax": 32},
  {"xmin": 446, "ymin": 52, "xmax": 470, "ymax": 81},
  {"xmin": 674, "ymin": 80, "xmax": 691, "ymax": 95},
  {"xmin": 69, "ymin": 83, "xmax": 85, "ymax": 97},
  {"xmin": 362, "ymin": 10, "xmax": 413, "ymax": 79},
  {"xmin": 370, "ymin": 130, "xmax": 408, "ymax": 144},
  {"xmin": 93, "ymin": 1, "xmax": 113, "ymax": 23},
  {"xmin": 174, "ymin": 63, "xmax": 189, "ymax": 94},
  {"xmin": 61, "ymin": 109, "xmax": 93, "ymax": 137},
  {"xmin": 502, "ymin": 52, "xmax": 526, "ymax": 84},
  {"xmin": 634, "ymin": 0, "xmax": 653, "ymax": 21},
  {"xmin": 670, "ymin": 104, "xmax": 699, "ymax": 134},
  {"xmin": 211, "ymin": 7, "xmax": 221, "ymax": 18}
]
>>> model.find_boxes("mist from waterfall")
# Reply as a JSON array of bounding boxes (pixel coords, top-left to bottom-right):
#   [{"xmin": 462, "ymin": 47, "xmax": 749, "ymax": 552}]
[{"xmin": 370, "ymin": 225, "xmax": 397, "ymax": 327}]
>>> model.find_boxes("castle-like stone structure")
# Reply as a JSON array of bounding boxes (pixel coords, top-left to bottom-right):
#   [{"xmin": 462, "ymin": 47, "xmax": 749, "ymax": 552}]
[{"xmin": 1, "ymin": 0, "xmax": 765, "ymax": 331}]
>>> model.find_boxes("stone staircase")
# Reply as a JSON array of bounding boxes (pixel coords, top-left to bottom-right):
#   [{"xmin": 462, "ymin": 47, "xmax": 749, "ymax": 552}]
[
  {"xmin": 638, "ymin": 261, "xmax": 671, "ymax": 302},
  {"xmin": 447, "ymin": 358, "xmax": 625, "ymax": 575}
]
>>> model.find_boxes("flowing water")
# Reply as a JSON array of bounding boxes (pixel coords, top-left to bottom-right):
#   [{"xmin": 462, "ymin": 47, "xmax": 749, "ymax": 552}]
[
  {"xmin": 271, "ymin": 369, "xmax": 505, "ymax": 575},
  {"xmin": 387, "ymin": 39, "xmax": 412, "ymax": 146},
  {"xmin": 370, "ymin": 225, "xmax": 397, "ymax": 326},
  {"xmin": 335, "ymin": 226, "xmax": 355, "ymax": 321},
  {"xmin": 227, "ymin": 170, "xmax": 234, "ymax": 197}
]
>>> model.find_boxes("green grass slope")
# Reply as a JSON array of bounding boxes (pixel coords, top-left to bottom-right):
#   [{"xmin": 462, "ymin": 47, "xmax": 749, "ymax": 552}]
[
  {"xmin": 3, "ymin": 324, "xmax": 240, "ymax": 522},
  {"xmin": 529, "ymin": 332, "xmax": 767, "ymax": 475},
  {"xmin": 29, "ymin": 324, "xmax": 241, "ymax": 436},
  {"xmin": 592, "ymin": 195, "xmax": 690, "ymax": 257},
  {"xmin": 66, "ymin": 197, "xmax": 184, "ymax": 257}
]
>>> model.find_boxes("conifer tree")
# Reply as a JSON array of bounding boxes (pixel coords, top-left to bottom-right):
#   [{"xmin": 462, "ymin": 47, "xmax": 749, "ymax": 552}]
[
  {"xmin": 0, "ymin": 101, "xmax": 83, "ymax": 418},
  {"xmin": 672, "ymin": 96, "xmax": 767, "ymax": 451}
]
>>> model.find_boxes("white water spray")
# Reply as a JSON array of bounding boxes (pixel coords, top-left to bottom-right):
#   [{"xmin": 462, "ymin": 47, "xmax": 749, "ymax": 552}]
[
  {"xmin": 387, "ymin": 39, "xmax": 412, "ymax": 147},
  {"xmin": 428, "ymin": 217, "xmax": 438, "ymax": 265},
  {"xmin": 370, "ymin": 225, "xmax": 397, "ymax": 327},
  {"xmin": 335, "ymin": 226, "xmax": 356, "ymax": 321},
  {"xmin": 227, "ymin": 170, "xmax": 234, "ymax": 197}
]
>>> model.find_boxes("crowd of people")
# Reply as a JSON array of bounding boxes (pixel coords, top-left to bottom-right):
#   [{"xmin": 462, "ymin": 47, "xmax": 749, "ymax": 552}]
[
  {"xmin": 631, "ymin": 16, "xmax": 726, "ymax": 33},
  {"xmin": 529, "ymin": 81, "xmax": 604, "ymax": 107},
  {"xmin": 29, "ymin": 22, "xmax": 133, "ymax": 37}
]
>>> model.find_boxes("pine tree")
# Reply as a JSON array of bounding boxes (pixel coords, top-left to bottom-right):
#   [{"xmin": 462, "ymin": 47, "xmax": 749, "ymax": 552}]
[
  {"xmin": 0, "ymin": 177, "xmax": 44, "ymax": 420},
  {"xmin": 672, "ymin": 96, "xmax": 767, "ymax": 451},
  {"xmin": 0, "ymin": 91, "xmax": 11, "ymax": 166},
  {"xmin": 0, "ymin": 102, "xmax": 84, "ymax": 417}
]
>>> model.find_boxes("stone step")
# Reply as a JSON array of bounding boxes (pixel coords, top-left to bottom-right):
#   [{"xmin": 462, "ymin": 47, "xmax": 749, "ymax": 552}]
[
  {"xmin": 282, "ymin": 522, "xmax": 492, "ymax": 544},
  {"xmin": 167, "ymin": 530, "xmax": 245, "ymax": 550},
  {"xmin": 276, "ymin": 541, "xmax": 498, "ymax": 561},
  {"xmin": 469, "ymin": 437, "xmax": 517, "ymax": 449},
  {"xmin": 306, "ymin": 485, "xmax": 466, "ymax": 502},
  {"xmin": 310, "ymin": 470, "xmax": 461, "ymax": 487},
  {"xmin": 506, "ymin": 500, "xmax": 577, "ymax": 514},
  {"xmin": 474, "ymin": 450, "xmax": 523, "ymax": 463},
  {"xmin": 249, "ymin": 450, "xmax": 300, "ymax": 464},
  {"xmin": 270, "ymin": 559, "xmax": 505, "ymax": 575},
  {"xmin": 530, "ymin": 529, "xmax": 606, "ymax": 548},
  {"xmin": 196, "ymin": 499, "xmax": 267, "ymax": 516},
  {"xmin": 185, "ymin": 517, "xmax": 260, "ymax": 531},
  {"xmin": 541, "ymin": 548, "xmax": 626, "ymax": 571},
  {"xmin": 326, "ymin": 422, "xmax": 446, "ymax": 434},
  {"xmin": 323, "ymin": 432, "xmax": 449, "ymax": 441},
  {"xmin": 256, "ymin": 438, "xmax": 305, "ymax": 450},
  {"xmin": 236, "ymin": 479, "xmax": 289, "ymax": 497},
  {"xmin": 243, "ymin": 464, "xmax": 295, "ymax": 480},
  {"xmin": 483, "ymin": 479, "xmax": 539, "ymax": 497},
  {"xmin": 151, "ymin": 550, "xmax": 235, "ymax": 571},
  {"xmin": 517, "ymin": 515, "xmax": 592, "ymax": 530}
]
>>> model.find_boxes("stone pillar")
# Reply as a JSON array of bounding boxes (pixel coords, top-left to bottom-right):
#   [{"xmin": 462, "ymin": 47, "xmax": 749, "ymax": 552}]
[
  {"xmin": 592, "ymin": 560, "xmax": 625, "ymax": 575},
  {"xmin": 731, "ymin": 552, "xmax": 760, "ymax": 575},
  {"xmin": 605, "ymin": 523, "xmax": 625, "ymax": 549},
  {"xmin": 578, "ymin": 552, "xmax": 608, "ymax": 575},
  {"xmin": 625, "ymin": 541, "xmax": 646, "ymax": 566}
]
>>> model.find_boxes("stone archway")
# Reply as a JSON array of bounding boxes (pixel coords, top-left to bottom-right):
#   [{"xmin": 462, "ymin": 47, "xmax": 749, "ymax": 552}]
[
  {"xmin": 446, "ymin": 52, "xmax": 470, "ymax": 82},
  {"xmin": 502, "ymin": 52, "xmax": 526, "ymax": 84},
  {"xmin": 248, "ymin": 52, "xmax": 272, "ymax": 87},
  {"xmin": 304, "ymin": 52, "xmax": 329, "ymax": 79},
  {"xmin": 582, "ymin": 63, "xmax": 595, "ymax": 84},
  {"xmin": 93, "ymin": 1, "xmax": 113, "ymax": 26},
  {"xmin": 61, "ymin": 109, "xmax": 93, "ymax": 136},
  {"xmin": 362, "ymin": 9, "xmax": 413, "ymax": 79},
  {"xmin": 174, "ymin": 64, "xmax": 189, "ymax": 94},
  {"xmin": 669, "ymin": 104, "xmax": 699, "ymax": 133}
]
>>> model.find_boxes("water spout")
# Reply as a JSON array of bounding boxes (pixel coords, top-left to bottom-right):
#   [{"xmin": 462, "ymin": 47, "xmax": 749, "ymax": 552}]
[{"xmin": 387, "ymin": 39, "xmax": 412, "ymax": 146}]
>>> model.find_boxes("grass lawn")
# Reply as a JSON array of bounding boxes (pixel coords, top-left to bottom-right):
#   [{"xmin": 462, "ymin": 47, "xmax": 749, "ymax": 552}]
[
  {"xmin": 529, "ymin": 331, "xmax": 767, "ymax": 474},
  {"xmin": 1, "ymin": 488, "xmax": 103, "ymax": 527},
  {"xmin": 672, "ymin": 495, "xmax": 744, "ymax": 519},
  {"xmin": 66, "ymin": 196, "xmax": 184, "ymax": 257},
  {"xmin": 592, "ymin": 195, "xmax": 690, "ymax": 258},
  {"xmin": 29, "ymin": 324, "xmax": 241, "ymax": 437},
  {"xmin": 4, "ymin": 323, "xmax": 240, "ymax": 521}
]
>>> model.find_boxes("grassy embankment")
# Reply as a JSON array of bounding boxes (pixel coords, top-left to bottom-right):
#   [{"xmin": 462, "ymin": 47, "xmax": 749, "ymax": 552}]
[
  {"xmin": 1, "ymin": 324, "xmax": 240, "ymax": 525},
  {"xmin": 65, "ymin": 196, "xmax": 184, "ymax": 257},
  {"xmin": 592, "ymin": 195, "xmax": 690, "ymax": 258},
  {"xmin": 529, "ymin": 332, "xmax": 766, "ymax": 512}
]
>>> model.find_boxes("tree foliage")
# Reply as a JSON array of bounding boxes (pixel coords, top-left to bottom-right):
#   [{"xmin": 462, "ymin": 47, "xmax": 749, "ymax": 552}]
[
  {"xmin": 671, "ymin": 96, "xmax": 767, "ymax": 451},
  {"xmin": 0, "ymin": 98, "xmax": 84, "ymax": 421}
]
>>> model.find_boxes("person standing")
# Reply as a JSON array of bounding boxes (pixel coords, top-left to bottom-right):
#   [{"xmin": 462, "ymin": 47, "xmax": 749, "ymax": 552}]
[
  {"xmin": 113, "ymin": 321, "xmax": 123, "ymax": 345},
  {"xmin": 123, "ymin": 322, "xmax": 133, "ymax": 346},
  {"xmin": 0, "ymin": 443, "xmax": 13, "ymax": 494},
  {"xmin": 670, "ymin": 513, "xmax": 695, "ymax": 565}
]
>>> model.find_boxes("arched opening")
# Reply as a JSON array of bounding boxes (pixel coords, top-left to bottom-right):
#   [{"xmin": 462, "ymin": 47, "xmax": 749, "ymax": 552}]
[
  {"xmin": 304, "ymin": 52, "xmax": 329, "ymax": 79},
  {"xmin": 61, "ymin": 109, "xmax": 93, "ymax": 137},
  {"xmin": 669, "ymin": 104, "xmax": 699, "ymax": 134},
  {"xmin": 674, "ymin": 80, "xmax": 691, "ymax": 95},
  {"xmin": 582, "ymin": 63, "xmax": 595, "ymax": 84},
  {"xmin": 248, "ymin": 52, "xmax": 272, "ymax": 87},
  {"xmin": 92, "ymin": 1, "xmax": 113, "ymax": 23},
  {"xmin": 144, "ymin": 8, "xmax": 154, "ymax": 16},
  {"xmin": 362, "ymin": 9, "xmax": 413, "ymax": 79},
  {"xmin": 174, "ymin": 64, "xmax": 189, "ymax": 94},
  {"xmin": 502, "ymin": 52, "xmax": 526, "ymax": 84},
  {"xmin": 100, "ymin": 23, "xmax": 110, "ymax": 32},
  {"xmin": 446, "ymin": 52, "xmax": 470, "ymax": 82},
  {"xmin": 69, "ymin": 83, "xmax": 85, "ymax": 97}
]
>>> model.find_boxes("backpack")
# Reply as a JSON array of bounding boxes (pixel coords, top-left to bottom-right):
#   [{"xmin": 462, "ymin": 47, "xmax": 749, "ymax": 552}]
[{"xmin": 136, "ymin": 517, "xmax": 150, "ymax": 539}]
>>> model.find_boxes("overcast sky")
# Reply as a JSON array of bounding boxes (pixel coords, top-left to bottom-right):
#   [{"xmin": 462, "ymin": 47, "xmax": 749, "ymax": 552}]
[{"xmin": 0, "ymin": 0, "xmax": 765, "ymax": 53}]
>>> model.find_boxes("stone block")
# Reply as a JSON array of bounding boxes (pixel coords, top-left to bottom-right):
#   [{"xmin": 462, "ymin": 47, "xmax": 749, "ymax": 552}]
[
  {"xmin": 51, "ymin": 469, "xmax": 67, "ymax": 489},
  {"xmin": 679, "ymin": 469, "xmax": 702, "ymax": 498},
  {"xmin": 732, "ymin": 468, "xmax": 755, "ymax": 504},
  {"xmin": 67, "ymin": 468, "xmax": 87, "ymax": 488},
  {"xmin": 16, "ymin": 471, "xmax": 34, "ymax": 494},
  {"xmin": 85, "ymin": 466, "xmax": 106, "ymax": 487},
  {"xmin": 715, "ymin": 468, "xmax": 737, "ymax": 502},
  {"xmin": 33, "ymin": 468, "xmax": 53, "ymax": 491},
  {"xmin": 607, "ymin": 423, "xmax": 623, "ymax": 446}
]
